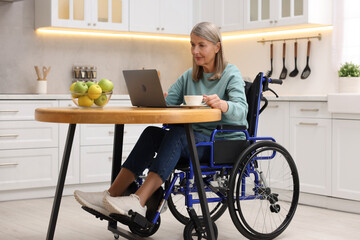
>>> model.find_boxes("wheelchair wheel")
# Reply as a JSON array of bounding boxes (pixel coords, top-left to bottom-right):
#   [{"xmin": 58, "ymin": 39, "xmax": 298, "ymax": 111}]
[
  {"xmin": 165, "ymin": 170, "xmax": 228, "ymax": 225},
  {"xmin": 183, "ymin": 219, "xmax": 218, "ymax": 240},
  {"xmin": 228, "ymin": 141, "xmax": 299, "ymax": 240},
  {"xmin": 128, "ymin": 216, "xmax": 161, "ymax": 237}
]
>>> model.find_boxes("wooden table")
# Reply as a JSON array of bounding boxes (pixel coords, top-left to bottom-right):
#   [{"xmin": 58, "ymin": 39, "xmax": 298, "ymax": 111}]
[{"xmin": 35, "ymin": 106, "xmax": 221, "ymax": 240}]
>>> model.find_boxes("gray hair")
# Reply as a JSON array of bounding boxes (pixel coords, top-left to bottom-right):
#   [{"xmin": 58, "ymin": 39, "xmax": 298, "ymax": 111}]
[{"xmin": 191, "ymin": 22, "xmax": 227, "ymax": 81}]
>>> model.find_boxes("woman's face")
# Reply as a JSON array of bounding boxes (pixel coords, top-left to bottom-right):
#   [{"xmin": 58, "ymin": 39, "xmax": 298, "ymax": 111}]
[{"xmin": 190, "ymin": 33, "xmax": 220, "ymax": 73}]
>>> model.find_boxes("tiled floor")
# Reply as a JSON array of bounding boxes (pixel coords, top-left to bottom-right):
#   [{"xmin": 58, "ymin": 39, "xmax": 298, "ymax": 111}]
[{"xmin": 0, "ymin": 195, "xmax": 359, "ymax": 240}]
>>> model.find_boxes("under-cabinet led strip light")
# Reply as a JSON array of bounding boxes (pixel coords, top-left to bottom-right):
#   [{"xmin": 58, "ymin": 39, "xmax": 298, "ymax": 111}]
[{"xmin": 36, "ymin": 26, "xmax": 333, "ymax": 41}]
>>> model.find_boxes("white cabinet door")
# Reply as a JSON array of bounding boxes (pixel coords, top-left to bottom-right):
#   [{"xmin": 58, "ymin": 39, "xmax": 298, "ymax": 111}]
[
  {"xmin": 244, "ymin": 0, "xmax": 276, "ymax": 30},
  {"xmin": 332, "ymin": 120, "xmax": 360, "ymax": 201},
  {"xmin": 290, "ymin": 118, "xmax": 331, "ymax": 195},
  {"xmin": 0, "ymin": 148, "xmax": 58, "ymax": 191},
  {"xmin": 193, "ymin": 0, "xmax": 243, "ymax": 32},
  {"xmin": 130, "ymin": 0, "xmax": 192, "ymax": 35},
  {"xmin": 93, "ymin": 0, "xmax": 129, "ymax": 31},
  {"xmin": 35, "ymin": 0, "xmax": 129, "ymax": 31},
  {"xmin": 257, "ymin": 101, "xmax": 290, "ymax": 149},
  {"xmin": 0, "ymin": 121, "xmax": 58, "ymax": 150},
  {"xmin": 80, "ymin": 145, "xmax": 113, "ymax": 183},
  {"xmin": 244, "ymin": 0, "xmax": 331, "ymax": 30}
]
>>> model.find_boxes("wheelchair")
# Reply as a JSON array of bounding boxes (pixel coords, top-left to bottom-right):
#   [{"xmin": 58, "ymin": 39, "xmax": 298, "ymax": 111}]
[{"xmin": 83, "ymin": 72, "xmax": 300, "ymax": 240}]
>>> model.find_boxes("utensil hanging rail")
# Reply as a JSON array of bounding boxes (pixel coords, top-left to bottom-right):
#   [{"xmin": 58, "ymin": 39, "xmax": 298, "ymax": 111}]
[{"xmin": 257, "ymin": 33, "xmax": 321, "ymax": 44}]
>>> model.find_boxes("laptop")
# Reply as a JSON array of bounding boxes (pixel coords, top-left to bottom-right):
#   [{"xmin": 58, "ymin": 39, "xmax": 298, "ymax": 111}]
[{"xmin": 123, "ymin": 69, "xmax": 181, "ymax": 108}]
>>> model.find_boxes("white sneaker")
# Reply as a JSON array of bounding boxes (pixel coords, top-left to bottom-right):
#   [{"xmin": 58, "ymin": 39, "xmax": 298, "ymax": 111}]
[
  {"xmin": 103, "ymin": 194, "xmax": 147, "ymax": 217},
  {"xmin": 74, "ymin": 190, "xmax": 110, "ymax": 217}
]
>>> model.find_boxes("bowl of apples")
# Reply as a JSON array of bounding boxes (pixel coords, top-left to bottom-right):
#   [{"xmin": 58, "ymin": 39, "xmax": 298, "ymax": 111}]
[{"xmin": 70, "ymin": 78, "xmax": 113, "ymax": 108}]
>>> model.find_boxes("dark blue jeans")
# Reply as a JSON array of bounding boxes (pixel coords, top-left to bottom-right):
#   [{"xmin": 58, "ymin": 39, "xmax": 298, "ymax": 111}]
[{"xmin": 122, "ymin": 126, "xmax": 210, "ymax": 182}]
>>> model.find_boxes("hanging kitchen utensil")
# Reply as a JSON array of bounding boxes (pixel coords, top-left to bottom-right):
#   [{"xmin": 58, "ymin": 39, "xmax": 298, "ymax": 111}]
[
  {"xmin": 301, "ymin": 40, "xmax": 311, "ymax": 79},
  {"xmin": 289, "ymin": 41, "xmax": 299, "ymax": 77},
  {"xmin": 279, "ymin": 42, "xmax": 287, "ymax": 79},
  {"xmin": 266, "ymin": 43, "xmax": 273, "ymax": 77}
]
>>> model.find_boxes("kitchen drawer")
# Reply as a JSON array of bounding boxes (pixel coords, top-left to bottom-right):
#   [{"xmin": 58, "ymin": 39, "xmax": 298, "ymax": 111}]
[
  {"xmin": 0, "ymin": 121, "xmax": 58, "ymax": 150},
  {"xmin": 0, "ymin": 100, "xmax": 58, "ymax": 121},
  {"xmin": 80, "ymin": 124, "xmax": 154, "ymax": 146},
  {"xmin": 80, "ymin": 144, "xmax": 134, "ymax": 184},
  {"xmin": 0, "ymin": 148, "xmax": 58, "ymax": 191},
  {"xmin": 290, "ymin": 102, "xmax": 331, "ymax": 119}
]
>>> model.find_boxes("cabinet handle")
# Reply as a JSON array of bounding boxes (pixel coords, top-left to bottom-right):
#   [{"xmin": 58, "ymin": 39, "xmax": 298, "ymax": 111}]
[
  {"xmin": 299, "ymin": 122, "xmax": 318, "ymax": 126},
  {"xmin": 108, "ymin": 131, "xmax": 114, "ymax": 135},
  {"xmin": 274, "ymin": 20, "xmax": 278, "ymax": 24},
  {"xmin": 300, "ymin": 108, "xmax": 319, "ymax": 112},
  {"xmin": 161, "ymin": 27, "xmax": 164, "ymax": 31},
  {"xmin": 88, "ymin": 23, "xmax": 91, "ymax": 26},
  {"xmin": 156, "ymin": 27, "xmax": 160, "ymax": 30},
  {"xmin": 93, "ymin": 23, "xmax": 96, "ymax": 26},
  {"xmin": 0, "ymin": 134, "xmax": 19, "ymax": 138},
  {"xmin": 0, "ymin": 110, "xmax": 19, "ymax": 113},
  {"xmin": 0, "ymin": 162, "xmax": 19, "ymax": 167},
  {"xmin": 268, "ymin": 105, "xmax": 279, "ymax": 108},
  {"xmin": 108, "ymin": 157, "xmax": 112, "ymax": 161},
  {"xmin": 270, "ymin": 20, "xmax": 273, "ymax": 24}
]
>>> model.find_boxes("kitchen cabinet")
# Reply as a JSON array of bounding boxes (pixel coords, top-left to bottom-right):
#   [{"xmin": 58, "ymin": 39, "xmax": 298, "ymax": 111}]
[
  {"xmin": 332, "ymin": 119, "xmax": 360, "ymax": 201},
  {"xmin": 244, "ymin": 0, "xmax": 332, "ymax": 30},
  {"xmin": 259, "ymin": 99, "xmax": 332, "ymax": 196},
  {"xmin": 193, "ymin": 0, "xmax": 244, "ymax": 32},
  {"xmin": 0, "ymin": 100, "xmax": 59, "ymax": 193},
  {"xmin": 129, "ymin": 0, "xmax": 193, "ymax": 35},
  {"xmin": 257, "ymin": 101, "xmax": 290, "ymax": 149},
  {"xmin": 289, "ymin": 101, "xmax": 332, "ymax": 196},
  {"xmin": 35, "ymin": 0, "xmax": 129, "ymax": 31},
  {"xmin": 0, "ymin": 96, "xmax": 155, "ymax": 201}
]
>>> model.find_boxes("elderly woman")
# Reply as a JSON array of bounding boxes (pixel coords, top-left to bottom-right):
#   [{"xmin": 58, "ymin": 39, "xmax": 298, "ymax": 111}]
[{"xmin": 74, "ymin": 22, "xmax": 248, "ymax": 218}]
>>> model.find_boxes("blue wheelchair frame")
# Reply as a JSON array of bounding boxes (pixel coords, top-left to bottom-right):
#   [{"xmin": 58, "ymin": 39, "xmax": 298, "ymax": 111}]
[{"xmin": 149, "ymin": 72, "xmax": 282, "ymax": 226}]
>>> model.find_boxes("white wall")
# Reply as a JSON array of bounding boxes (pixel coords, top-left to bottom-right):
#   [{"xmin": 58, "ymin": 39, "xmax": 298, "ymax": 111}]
[
  {"xmin": 0, "ymin": 0, "xmax": 337, "ymax": 96},
  {"xmin": 0, "ymin": 0, "xmax": 192, "ymax": 94},
  {"xmin": 223, "ymin": 29, "xmax": 336, "ymax": 96}
]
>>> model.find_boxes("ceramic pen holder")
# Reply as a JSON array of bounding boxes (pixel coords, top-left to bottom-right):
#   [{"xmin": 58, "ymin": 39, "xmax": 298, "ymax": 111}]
[{"xmin": 35, "ymin": 66, "xmax": 51, "ymax": 94}]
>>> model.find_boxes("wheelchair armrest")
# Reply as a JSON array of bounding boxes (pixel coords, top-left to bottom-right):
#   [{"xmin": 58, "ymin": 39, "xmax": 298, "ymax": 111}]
[{"xmin": 216, "ymin": 125, "xmax": 247, "ymax": 130}]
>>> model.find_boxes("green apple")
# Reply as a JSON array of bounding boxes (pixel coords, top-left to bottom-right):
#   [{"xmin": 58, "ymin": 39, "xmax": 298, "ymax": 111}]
[
  {"xmin": 73, "ymin": 81, "xmax": 88, "ymax": 94},
  {"xmin": 86, "ymin": 81, "xmax": 96, "ymax": 88},
  {"xmin": 94, "ymin": 93, "xmax": 108, "ymax": 106},
  {"xmin": 98, "ymin": 78, "xmax": 114, "ymax": 92}
]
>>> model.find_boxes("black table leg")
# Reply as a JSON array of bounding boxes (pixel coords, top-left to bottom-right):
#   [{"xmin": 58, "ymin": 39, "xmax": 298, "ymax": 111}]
[
  {"xmin": 184, "ymin": 124, "xmax": 216, "ymax": 240},
  {"xmin": 108, "ymin": 124, "xmax": 124, "ymax": 232},
  {"xmin": 46, "ymin": 123, "xmax": 76, "ymax": 240}
]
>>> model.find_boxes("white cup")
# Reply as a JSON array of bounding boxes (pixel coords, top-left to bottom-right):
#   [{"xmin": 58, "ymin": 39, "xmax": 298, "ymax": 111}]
[{"xmin": 184, "ymin": 95, "xmax": 203, "ymax": 105}]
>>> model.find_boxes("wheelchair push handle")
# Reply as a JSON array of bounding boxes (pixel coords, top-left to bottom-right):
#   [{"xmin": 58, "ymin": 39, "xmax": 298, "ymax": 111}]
[{"xmin": 269, "ymin": 78, "xmax": 283, "ymax": 85}]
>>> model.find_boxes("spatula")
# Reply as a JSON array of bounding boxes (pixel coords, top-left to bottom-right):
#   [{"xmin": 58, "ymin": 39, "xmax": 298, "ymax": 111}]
[
  {"xmin": 301, "ymin": 40, "xmax": 311, "ymax": 79},
  {"xmin": 266, "ymin": 43, "xmax": 273, "ymax": 77},
  {"xmin": 289, "ymin": 41, "xmax": 299, "ymax": 77},
  {"xmin": 279, "ymin": 42, "xmax": 287, "ymax": 79}
]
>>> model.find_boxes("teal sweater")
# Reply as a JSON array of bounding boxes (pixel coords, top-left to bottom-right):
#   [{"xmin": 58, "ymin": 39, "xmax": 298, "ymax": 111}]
[{"xmin": 165, "ymin": 63, "xmax": 248, "ymax": 139}]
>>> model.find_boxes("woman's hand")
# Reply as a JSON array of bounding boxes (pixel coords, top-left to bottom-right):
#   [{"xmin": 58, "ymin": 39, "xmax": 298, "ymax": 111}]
[
  {"xmin": 203, "ymin": 94, "xmax": 228, "ymax": 113},
  {"xmin": 164, "ymin": 92, "xmax": 168, "ymax": 98}
]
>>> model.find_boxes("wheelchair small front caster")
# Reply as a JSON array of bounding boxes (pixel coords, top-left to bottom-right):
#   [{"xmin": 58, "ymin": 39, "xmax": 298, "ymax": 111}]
[
  {"xmin": 113, "ymin": 233, "xmax": 119, "ymax": 239},
  {"xmin": 183, "ymin": 219, "xmax": 218, "ymax": 240}
]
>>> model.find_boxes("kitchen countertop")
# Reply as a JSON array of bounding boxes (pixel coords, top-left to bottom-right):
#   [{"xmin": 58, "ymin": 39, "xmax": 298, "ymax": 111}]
[
  {"xmin": 0, "ymin": 94, "xmax": 130, "ymax": 100},
  {"xmin": 0, "ymin": 94, "xmax": 327, "ymax": 101}
]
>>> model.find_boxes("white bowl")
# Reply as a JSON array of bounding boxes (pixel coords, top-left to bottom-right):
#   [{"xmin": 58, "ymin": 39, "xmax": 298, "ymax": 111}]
[{"xmin": 184, "ymin": 95, "xmax": 203, "ymax": 106}]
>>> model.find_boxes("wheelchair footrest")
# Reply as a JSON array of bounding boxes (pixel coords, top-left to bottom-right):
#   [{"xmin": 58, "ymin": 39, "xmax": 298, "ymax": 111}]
[
  {"xmin": 81, "ymin": 206, "xmax": 113, "ymax": 222},
  {"xmin": 110, "ymin": 211, "xmax": 152, "ymax": 229}
]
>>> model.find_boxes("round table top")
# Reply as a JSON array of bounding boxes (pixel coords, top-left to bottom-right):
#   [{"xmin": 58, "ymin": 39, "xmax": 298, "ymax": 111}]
[{"xmin": 35, "ymin": 106, "xmax": 221, "ymax": 124}]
